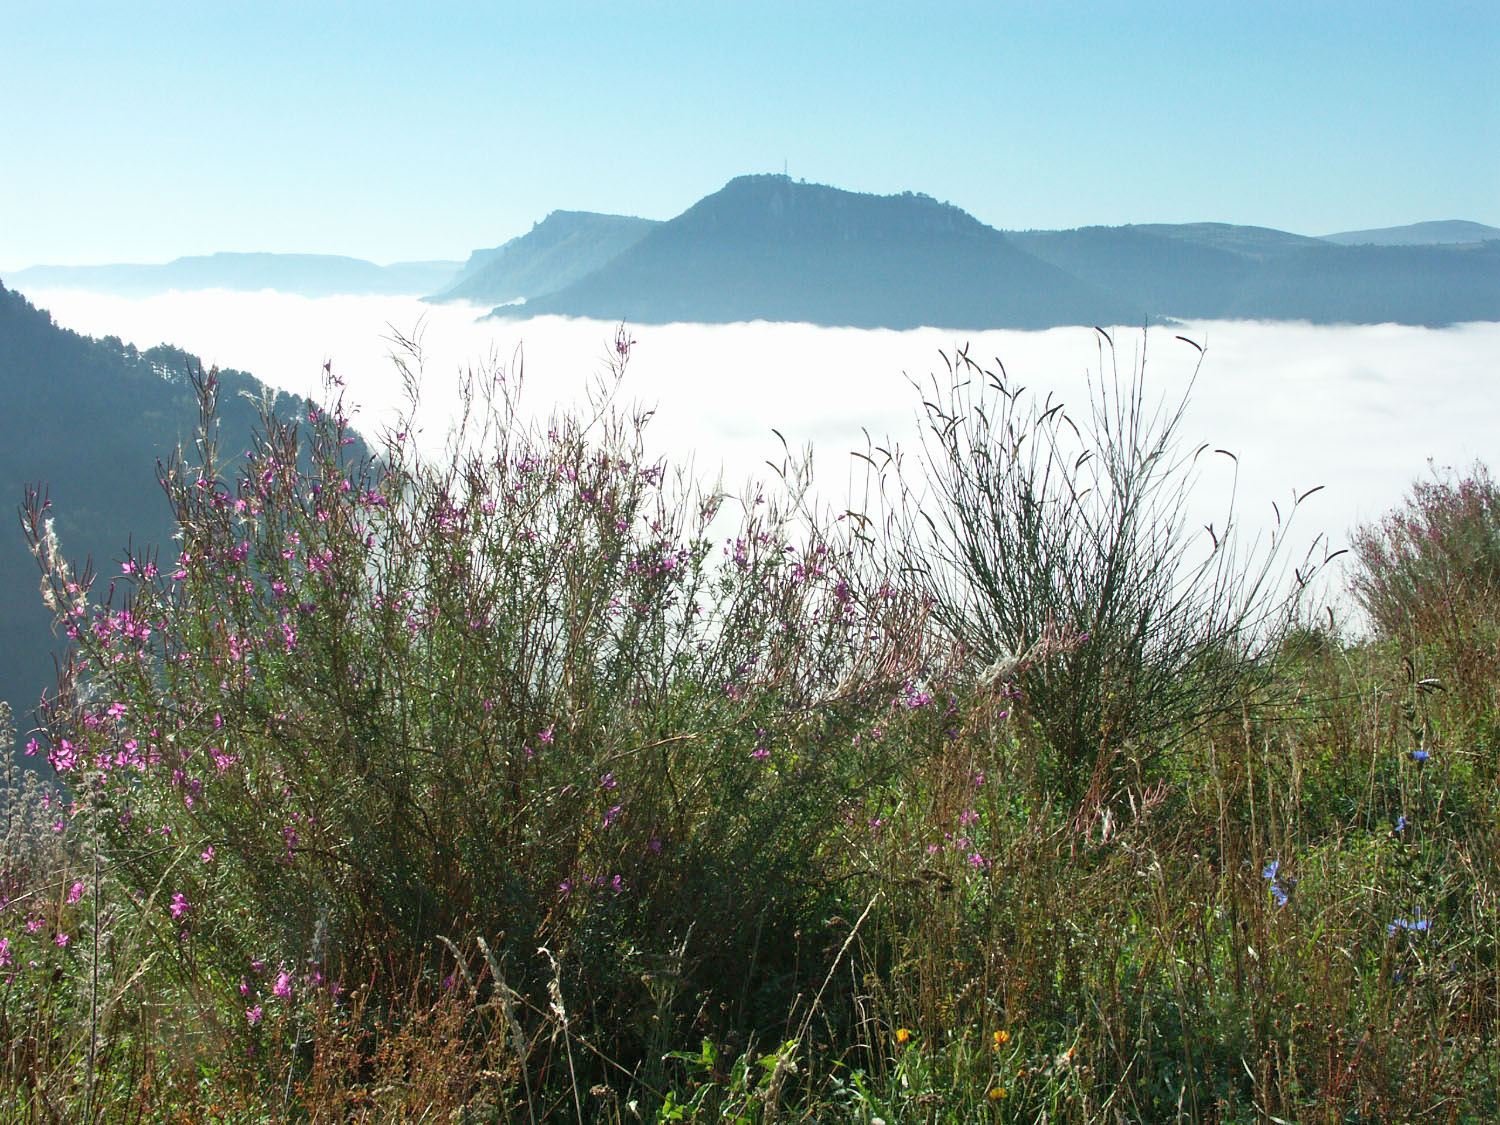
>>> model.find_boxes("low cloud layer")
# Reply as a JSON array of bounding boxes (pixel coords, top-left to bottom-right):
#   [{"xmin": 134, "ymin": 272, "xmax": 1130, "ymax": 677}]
[{"xmin": 19, "ymin": 286, "xmax": 1500, "ymax": 609}]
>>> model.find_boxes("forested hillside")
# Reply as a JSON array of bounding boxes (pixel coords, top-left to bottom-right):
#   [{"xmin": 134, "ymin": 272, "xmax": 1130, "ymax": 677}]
[{"xmin": 0, "ymin": 281, "xmax": 317, "ymax": 751}]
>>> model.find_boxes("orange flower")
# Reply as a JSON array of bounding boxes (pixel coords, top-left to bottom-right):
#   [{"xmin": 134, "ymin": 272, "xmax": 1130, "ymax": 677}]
[
  {"xmin": 992, "ymin": 1029, "xmax": 1010, "ymax": 1048},
  {"xmin": 894, "ymin": 1027, "xmax": 913, "ymax": 1045}
]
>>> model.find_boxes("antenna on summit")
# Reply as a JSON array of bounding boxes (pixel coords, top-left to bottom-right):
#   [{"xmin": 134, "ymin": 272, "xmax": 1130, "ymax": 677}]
[{"xmin": 783, "ymin": 159, "xmax": 788, "ymax": 178}]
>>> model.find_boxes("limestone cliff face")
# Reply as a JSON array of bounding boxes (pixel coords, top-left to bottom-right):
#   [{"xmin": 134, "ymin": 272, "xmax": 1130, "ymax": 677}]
[{"xmin": 430, "ymin": 211, "xmax": 659, "ymax": 305}]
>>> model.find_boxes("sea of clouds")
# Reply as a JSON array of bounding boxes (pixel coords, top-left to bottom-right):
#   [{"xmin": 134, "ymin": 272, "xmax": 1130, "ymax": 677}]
[{"xmin": 20, "ymin": 286, "xmax": 1500, "ymax": 616}]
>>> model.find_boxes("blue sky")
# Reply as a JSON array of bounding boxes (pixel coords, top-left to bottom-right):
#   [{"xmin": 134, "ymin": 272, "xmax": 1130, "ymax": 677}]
[{"xmin": 2, "ymin": 1, "xmax": 1495, "ymax": 269}]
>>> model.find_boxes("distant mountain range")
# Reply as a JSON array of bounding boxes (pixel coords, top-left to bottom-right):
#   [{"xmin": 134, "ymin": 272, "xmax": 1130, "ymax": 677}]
[
  {"xmin": 8, "ymin": 178, "xmax": 1498, "ymax": 328},
  {"xmin": 7, "ymin": 252, "xmax": 463, "ymax": 298},
  {"xmin": 1319, "ymin": 220, "xmax": 1500, "ymax": 246},
  {"xmin": 452, "ymin": 178, "xmax": 1499, "ymax": 329}
]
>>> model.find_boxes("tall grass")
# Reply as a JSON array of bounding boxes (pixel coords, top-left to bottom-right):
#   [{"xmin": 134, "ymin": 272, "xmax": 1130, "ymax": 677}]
[{"xmin": 2, "ymin": 329, "xmax": 1498, "ymax": 1121}]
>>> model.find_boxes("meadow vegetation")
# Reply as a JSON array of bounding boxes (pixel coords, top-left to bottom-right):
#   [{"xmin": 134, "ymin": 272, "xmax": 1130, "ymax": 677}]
[{"xmin": 2, "ymin": 328, "xmax": 1497, "ymax": 1122}]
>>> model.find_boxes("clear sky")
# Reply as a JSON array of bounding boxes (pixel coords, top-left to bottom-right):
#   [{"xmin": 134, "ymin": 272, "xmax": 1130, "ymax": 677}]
[{"xmin": 2, "ymin": 1, "xmax": 1495, "ymax": 270}]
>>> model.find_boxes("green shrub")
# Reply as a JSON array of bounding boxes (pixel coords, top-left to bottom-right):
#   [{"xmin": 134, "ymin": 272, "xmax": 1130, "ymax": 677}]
[
  {"xmin": 892, "ymin": 332, "xmax": 1319, "ymax": 804},
  {"xmin": 1350, "ymin": 462, "xmax": 1500, "ymax": 711},
  {"xmin": 19, "ymin": 339, "xmax": 923, "ymax": 1104}
]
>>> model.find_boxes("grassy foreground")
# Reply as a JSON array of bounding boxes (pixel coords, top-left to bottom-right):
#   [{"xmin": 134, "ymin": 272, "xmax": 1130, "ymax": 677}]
[{"xmin": 2, "ymin": 332, "xmax": 1498, "ymax": 1122}]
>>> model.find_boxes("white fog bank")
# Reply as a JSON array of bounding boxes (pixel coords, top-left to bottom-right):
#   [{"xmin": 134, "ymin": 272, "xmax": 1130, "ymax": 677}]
[{"xmin": 19, "ymin": 286, "xmax": 1500, "ymax": 605}]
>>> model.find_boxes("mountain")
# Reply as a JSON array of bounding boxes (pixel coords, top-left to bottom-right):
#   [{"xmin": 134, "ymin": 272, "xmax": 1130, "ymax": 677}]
[
  {"xmin": 1005, "ymin": 220, "xmax": 1499, "ymax": 326},
  {"xmin": 428, "ymin": 211, "xmax": 659, "ymax": 305},
  {"xmin": 488, "ymin": 176, "xmax": 1144, "ymax": 330},
  {"xmin": 10, "ymin": 181, "xmax": 1496, "ymax": 328},
  {"xmin": 1225, "ymin": 241, "xmax": 1500, "ymax": 324},
  {"xmin": 1005, "ymin": 225, "xmax": 1261, "ymax": 320},
  {"xmin": 1319, "ymin": 220, "xmax": 1500, "ymax": 247},
  {"xmin": 8, "ymin": 253, "xmax": 463, "ymax": 298},
  {"xmin": 475, "ymin": 178, "xmax": 1497, "ymax": 328},
  {"xmin": 0, "ymin": 280, "xmax": 360, "ymax": 758}
]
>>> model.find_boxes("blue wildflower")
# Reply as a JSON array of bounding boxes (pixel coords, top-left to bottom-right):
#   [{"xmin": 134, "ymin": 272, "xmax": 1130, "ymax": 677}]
[
  {"xmin": 1262, "ymin": 860, "xmax": 1290, "ymax": 907},
  {"xmin": 1410, "ymin": 749, "xmax": 1429, "ymax": 764},
  {"xmin": 1388, "ymin": 909, "xmax": 1432, "ymax": 937}
]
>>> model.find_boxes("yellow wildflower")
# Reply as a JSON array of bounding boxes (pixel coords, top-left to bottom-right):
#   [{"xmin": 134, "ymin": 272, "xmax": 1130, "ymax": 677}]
[
  {"xmin": 989, "ymin": 1086, "xmax": 1007, "ymax": 1100},
  {"xmin": 894, "ymin": 1027, "xmax": 913, "ymax": 1045},
  {"xmin": 992, "ymin": 1029, "xmax": 1010, "ymax": 1048}
]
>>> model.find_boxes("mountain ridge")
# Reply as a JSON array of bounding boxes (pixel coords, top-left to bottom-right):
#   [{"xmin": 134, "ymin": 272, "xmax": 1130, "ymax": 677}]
[
  {"xmin": 10, "ymin": 177, "xmax": 1497, "ymax": 328},
  {"xmin": 1319, "ymin": 220, "xmax": 1500, "ymax": 246},
  {"xmin": 474, "ymin": 176, "xmax": 1497, "ymax": 328},
  {"xmin": 485, "ymin": 175, "xmax": 1145, "ymax": 330}
]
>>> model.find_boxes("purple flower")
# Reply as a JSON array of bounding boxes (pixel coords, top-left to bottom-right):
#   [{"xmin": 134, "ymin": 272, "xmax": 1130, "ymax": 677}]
[
  {"xmin": 246, "ymin": 1005, "xmax": 263, "ymax": 1026},
  {"xmin": 1410, "ymin": 749, "xmax": 1429, "ymax": 764},
  {"xmin": 49, "ymin": 739, "xmax": 78, "ymax": 773},
  {"xmin": 169, "ymin": 892, "xmax": 190, "ymax": 919},
  {"xmin": 67, "ymin": 881, "xmax": 84, "ymax": 904},
  {"xmin": 273, "ymin": 970, "xmax": 293, "ymax": 999}
]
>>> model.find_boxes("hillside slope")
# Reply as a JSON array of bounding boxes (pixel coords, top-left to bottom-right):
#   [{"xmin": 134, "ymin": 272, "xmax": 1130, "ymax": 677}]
[
  {"xmin": 429, "ymin": 211, "xmax": 659, "ymax": 305},
  {"xmin": 0, "ymin": 281, "xmax": 323, "ymax": 753}
]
